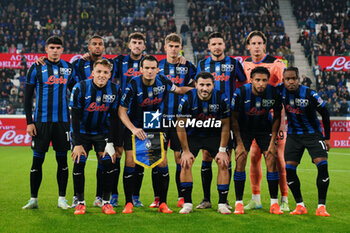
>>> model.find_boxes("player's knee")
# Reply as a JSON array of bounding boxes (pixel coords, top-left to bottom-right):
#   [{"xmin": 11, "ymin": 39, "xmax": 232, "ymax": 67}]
[
  {"xmin": 217, "ymin": 160, "xmax": 228, "ymax": 170},
  {"xmin": 202, "ymin": 150, "xmax": 213, "ymax": 162}
]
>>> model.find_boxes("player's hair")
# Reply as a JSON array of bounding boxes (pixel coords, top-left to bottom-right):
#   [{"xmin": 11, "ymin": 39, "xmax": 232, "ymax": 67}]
[
  {"xmin": 208, "ymin": 32, "xmax": 224, "ymax": 42},
  {"xmin": 250, "ymin": 67, "xmax": 270, "ymax": 79},
  {"xmin": 45, "ymin": 36, "xmax": 63, "ymax": 46},
  {"xmin": 165, "ymin": 33, "xmax": 182, "ymax": 44},
  {"xmin": 93, "ymin": 59, "xmax": 112, "ymax": 71},
  {"xmin": 128, "ymin": 32, "xmax": 146, "ymax": 42},
  {"xmin": 195, "ymin": 71, "xmax": 214, "ymax": 82},
  {"xmin": 245, "ymin": 30, "xmax": 267, "ymax": 45},
  {"xmin": 88, "ymin": 35, "xmax": 104, "ymax": 45},
  {"xmin": 283, "ymin": 66, "xmax": 299, "ymax": 77},
  {"xmin": 140, "ymin": 55, "xmax": 159, "ymax": 67}
]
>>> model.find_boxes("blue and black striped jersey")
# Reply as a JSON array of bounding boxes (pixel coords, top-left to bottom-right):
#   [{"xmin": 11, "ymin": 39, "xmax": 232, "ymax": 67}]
[
  {"xmin": 69, "ymin": 79, "xmax": 119, "ymax": 135},
  {"xmin": 231, "ymin": 83, "xmax": 282, "ymax": 133},
  {"xmin": 197, "ymin": 56, "xmax": 247, "ymax": 100},
  {"xmin": 277, "ymin": 84, "xmax": 327, "ymax": 136},
  {"xmin": 72, "ymin": 57, "xmax": 116, "ymax": 82},
  {"xmin": 112, "ymin": 54, "xmax": 143, "ymax": 93},
  {"xmin": 159, "ymin": 59, "xmax": 196, "ymax": 120},
  {"xmin": 26, "ymin": 59, "xmax": 77, "ymax": 123},
  {"xmin": 120, "ymin": 74, "xmax": 176, "ymax": 129},
  {"xmin": 178, "ymin": 89, "xmax": 230, "ymax": 137}
]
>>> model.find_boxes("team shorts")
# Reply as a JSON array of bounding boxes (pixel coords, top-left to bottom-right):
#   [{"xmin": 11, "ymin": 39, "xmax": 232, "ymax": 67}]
[
  {"xmin": 123, "ymin": 129, "xmax": 169, "ymax": 151},
  {"xmin": 284, "ymin": 133, "xmax": 328, "ymax": 163},
  {"xmin": 184, "ymin": 135, "xmax": 228, "ymax": 158},
  {"xmin": 31, "ymin": 122, "xmax": 70, "ymax": 153},
  {"xmin": 72, "ymin": 133, "xmax": 107, "ymax": 155},
  {"xmin": 241, "ymin": 132, "xmax": 271, "ymax": 152},
  {"xmin": 113, "ymin": 117, "xmax": 125, "ymax": 147},
  {"xmin": 165, "ymin": 127, "xmax": 181, "ymax": 152}
]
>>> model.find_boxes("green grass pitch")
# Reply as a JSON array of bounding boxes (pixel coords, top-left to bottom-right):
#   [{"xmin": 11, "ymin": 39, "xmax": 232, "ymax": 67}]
[{"xmin": 0, "ymin": 146, "xmax": 349, "ymax": 233}]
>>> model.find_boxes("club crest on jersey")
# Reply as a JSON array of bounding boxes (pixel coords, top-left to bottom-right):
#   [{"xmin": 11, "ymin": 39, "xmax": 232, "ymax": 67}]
[
  {"xmin": 290, "ymin": 99, "xmax": 295, "ymax": 106},
  {"xmin": 262, "ymin": 99, "xmax": 275, "ymax": 107},
  {"xmin": 176, "ymin": 67, "xmax": 188, "ymax": 75},
  {"xmin": 54, "ymin": 69, "xmax": 59, "ymax": 75},
  {"xmin": 96, "ymin": 96, "xmax": 101, "ymax": 103},
  {"xmin": 148, "ymin": 91, "xmax": 153, "ymax": 98},
  {"xmin": 295, "ymin": 98, "xmax": 309, "ymax": 107},
  {"xmin": 153, "ymin": 85, "xmax": 165, "ymax": 95},
  {"xmin": 170, "ymin": 69, "xmax": 175, "ymax": 75},
  {"xmin": 256, "ymin": 101, "xmax": 261, "ymax": 108},
  {"xmin": 221, "ymin": 64, "xmax": 234, "ymax": 72},
  {"xmin": 103, "ymin": 94, "xmax": 116, "ymax": 103},
  {"xmin": 133, "ymin": 62, "xmax": 138, "ymax": 69},
  {"xmin": 215, "ymin": 66, "xmax": 220, "ymax": 73},
  {"xmin": 209, "ymin": 104, "xmax": 219, "ymax": 112},
  {"xmin": 60, "ymin": 68, "xmax": 72, "ymax": 75},
  {"xmin": 203, "ymin": 107, "xmax": 208, "ymax": 113}
]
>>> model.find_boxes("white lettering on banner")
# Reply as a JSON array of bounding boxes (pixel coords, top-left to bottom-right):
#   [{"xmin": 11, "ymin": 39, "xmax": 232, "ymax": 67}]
[
  {"xmin": 0, "ymin": 130, "xmax": 31, "ymax": 145},
  {"xmin": 334, "ymin": 140, "xmax": 350, "ymax": 147},
  {"xmin": 326, "ymin": 57, "xmax": 350, "ymax": 71}
]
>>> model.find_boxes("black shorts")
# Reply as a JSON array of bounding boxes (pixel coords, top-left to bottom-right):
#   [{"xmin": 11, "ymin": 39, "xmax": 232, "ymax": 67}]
[
  {"xmin": 113, "ymin": 117, "xmax": 125, "ymax": 147},
  {"xmin": 184, "ymin": 135, "xmax": 227, "ymax": 158},
  {"xmin": 31, "ymin": 122, "xmax": 70, "ymax": 153},
  {"xmin": 124, "ymin": 129, "xmax": 169, "ymax": 151},
  {"xmin": 165, "ymin": 127, "xmax": 181, "ymax": 152},
  {"xmin": 72, "ymin": 133, "xmax": 107, "ymax": 155},
  {"xmin": 284, "ymin": 133, "xmax": 328, "ymax": 163},
  {"xmin": 241, "ymin": 132, "xmax": 271, "ymax": 152}
]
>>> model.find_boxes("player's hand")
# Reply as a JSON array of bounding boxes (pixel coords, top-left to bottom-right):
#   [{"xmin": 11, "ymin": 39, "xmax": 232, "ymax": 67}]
[
  {"xmin": 266, "ymin": 143, "xmax": 277, "ymax": 158},
  {"xmin": 234, "ymin": 144, "xmax": 247, "ymax": 161},
  {"xmin": 26, "ymin": 124, "xmax": 37, "ymax": 137},
  {"xmin": 180, "ymin": 151, "xmax": 195, "ymax": 169},
  {"xmin": 215, "ymin": 151, "xmax": 229, "ymax": 168},
  {"xmin": 81, "ymin": 53, "xmax": 91, "ymax": 61},
  {"xmin": 72, "ymin": 145, "xmax": 87, "ymax": 164},
  {"xmin": 103, "ymin": 142, "xmax": 116, "ymax": 163},
  {"xmin": 132, "ymin": 128, "xmax": 147, "ymax": 140},
  {"xmin": 325, "ymin": 140, "xmax": 331, "ymax": 151},
  {"xmin": 177, "ymin": 55, "xmax": 186, "ymax": 65},
  {"xmin": 35, "ymin": 56, "xmax": 47, "ymax": 66}
]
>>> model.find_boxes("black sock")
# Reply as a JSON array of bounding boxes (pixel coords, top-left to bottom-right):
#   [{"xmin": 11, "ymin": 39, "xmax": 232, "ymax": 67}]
[
  {"xmin": 112, "ymin": 158, "xmax": 121, "ymax": 195},
  {"xmin": 133, "ymin": 164, "xmax": 144, "ymax": 197},
  {"xmin": 152, "ymin": 168, "xmax": 161, "ymax": 197},
  {"xmin": 217, "ymin": 184, "xmax": 229, "ymax": 204},
  {"xmin": 234, "ymin": 171, "xmax": 246, "ymax": 201},
  {"xmin": 201, "ymin": 161, "xmax": 212, "ymax": 202},
  {"xmin": 101, "ymin": 157, "xmax": 115, "ymax": 202},
  {"xmin": 73, "ymin": 155, "xmax": 87, "ymax": 202},
  {"xmin": 96, "ymin": 162, "xmax": 103, "ymax": 197},
  {"xmin": 30, "ymin": 151, "xmax": 45, "ymax": 198},
  {"xmin": 56, "ymin": 151, "xmax": 68, "ymax": 197},
  {"xmin": 286, "ymin": 164, "xmax": 303, "ymax": 203},
  {"xmin": 316, "ymin": 161, "xmax": 329, "ymax": 205},
  {"xmin": 267, "ymin": 171, "xmax": 279, "ymax": 199},
  {"xmin": 157, "ymin": 166, "xmax": 169, "ymax": 204},
  {"xmin": 175, "ymin": 164, "xmax": 182, "ymax": 198},
  {"xmin": 180, "ymin": 182, "xmax": 193, "ymax": 203},
  {"xmin": 123, "ymin": 166, "xmax": 135, "ymax": 204}
]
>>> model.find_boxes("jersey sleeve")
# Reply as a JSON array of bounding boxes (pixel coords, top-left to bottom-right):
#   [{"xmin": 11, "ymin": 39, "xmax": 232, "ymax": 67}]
[
  {"xmin": 69, "ymin": 82, "xmax": 82, "ymax": 109},
  {"xmin": 231, "ymin": 88, "xmax": 242, "ymax": 112},
  {"xmin": 235, "ymin": 59, "xmax": 247, "ymax": 83},
  {"xmin": 220, "ymin": 93, "xmax": 231, "ymax": 118},
  {"xmin": 178, "ymin": 94, "xmax": 189, "ymax": 116},
  {"xmin": 26, "ymin": 64, "xmax": 37, "ymax": 86},
  {"xmin": 310, "ymin": 89, "xmax": 326, "ymax": 109},
  {"xmin": 185, "ymin": 61, "xmax": 197, "ymax": 86},
  {"xmin": 196, "ymin": 60, "xmax": 203, "ymax": 76},
  {"xmin": 120, "ymin": 80, "xmax": 135, "ymax": 108}
]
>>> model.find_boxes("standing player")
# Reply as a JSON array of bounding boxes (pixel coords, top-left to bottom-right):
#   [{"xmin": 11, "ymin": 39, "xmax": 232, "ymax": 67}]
[
  {"xmin": 118, "ymin": 55, "xmax": 192, "ymax": 214},
  {"xmin": 149, "ymin": 33, "xmax": 196, "ymax": 208},
  {"xmin": 177, "ymin": 71, "xmax": 231, "ymax": 214},
  {"xmin": 279, "ymin": 67, "xmax": 331, "ymax": 216},
  {"xmin": 243, "ymin": 30, "xmax": 289, "ymax": 211},
  {"xmin": 112, "ymin": 32, "xmax": 147, "ymax": 207},
  {"xmin": 196, "ymin": 32, "xmax": 247, "ymax": 209},
  {"xmin": 70, "ymin": 59, "xmax": 119, "ymax": 215},
  {"xmin": 231, "ymin": 67, "xmax": 283, "ymax": 215},
  {"xmin": 23, "ymin": 36, "xmax": 76, "ymax": 210}
]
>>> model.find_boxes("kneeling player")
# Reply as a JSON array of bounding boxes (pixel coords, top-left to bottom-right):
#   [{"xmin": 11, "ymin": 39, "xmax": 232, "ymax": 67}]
[
  {"xmin": 70, "ymin": 59, "xmax": 119, "ymax": 215},
  {"xmin": 231, "ymin": 67, "xmax": 283, "ymax": 215},
  {"xmin": 177, "ymin": 71, "xmax": 231, "ymax": 214}
]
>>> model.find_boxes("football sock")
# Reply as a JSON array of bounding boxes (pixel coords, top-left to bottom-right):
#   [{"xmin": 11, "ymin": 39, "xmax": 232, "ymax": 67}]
[
  {"xmin": 30, "ymin": 150, "xmax": 45, "ymax": 198},
  {"xmin": 133, "ymin": 164, "xmax": 144, "ymax": 197},
  {"xmin": 286, "ymin": 164, "xmax": 303, "ymax": 203},
  {"xmin": 234, "ymin": 170, "xmax": 246, "ymax": 201},
  {"xmin": 123, "ymin": 166, "xmax": 135, "ymax": 204},
  {"xmin": 73, "ymin": 155, "xmax": 87, "ymax": 202},
  {"xmin": 112, "ymin": 158, "xmax": 121, "ymax": 195},
  {"xmin": 267, "ymin": 171, "xmax": 279, "ymax": 199},
  {"xmin": 180, "ymin": 182, "xmax": 193, "ymax": 203},
  {"xmin": 176, "ymin": 164, "xmax": 182, "ymax": 198},
  {"xmin": 316, "ymin": 160, "xmax": 329, "ymax": 205},
  {"xmin": 157, "ymin": 166, "xmax": 169, "ymax": 204},
  {"xmin": 96, "ymin": 162, "xmax": 103, "ymax": 197},
  {"xmin": 55, "ymin": 151, "xmax": 68, "ymax": 197},
  {"xmin": 201, "ymin": 161, "xmax": 212, "ymax": 202},
  {"xmin": 101, "ymin": 156, "xmax": 114, "ymax": 202},
  {"xmin": 218, "ymin": 184, "xmax": 229, "ymax": 204},
  {"xmin": 152, "ymin": 167, "xmax": 161, "ymax": 197}
]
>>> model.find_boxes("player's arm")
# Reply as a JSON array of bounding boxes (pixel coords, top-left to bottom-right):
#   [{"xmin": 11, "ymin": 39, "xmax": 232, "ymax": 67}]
[
  {"xmin": 231, "ymin": 111, "xmax": 247, "ymax": 160},
  {"xmin": 118, "ymin": 106, "xmax": 146, "ymax": 140},
  {"xmin": 34, "ymin": 56, "xmax": 47, "ymax": 66},
  {"xmin": 267, "ymin": 108, "xmax": 281, "ymax": 158},
  {"xmin": 104, "ymin": 107, "xmax": 118, "ymax": 163},
  {"xmin": 173, "ymin": 85, "xmax": 193, "ymax": 94},
  {"xmin": 215, "ymin": 117, "xmax": 230, "ymax": 167},
  {"xmin": 235, "ymin": 59, "xmax": 248, "ymax": 88},
  {"xmin": 314, "ymin": 92, "xmax": 331, "ymax": 150},
  {"xmin": 24, "ymin": 65, "xmax": 37, "ymax": 136}
]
